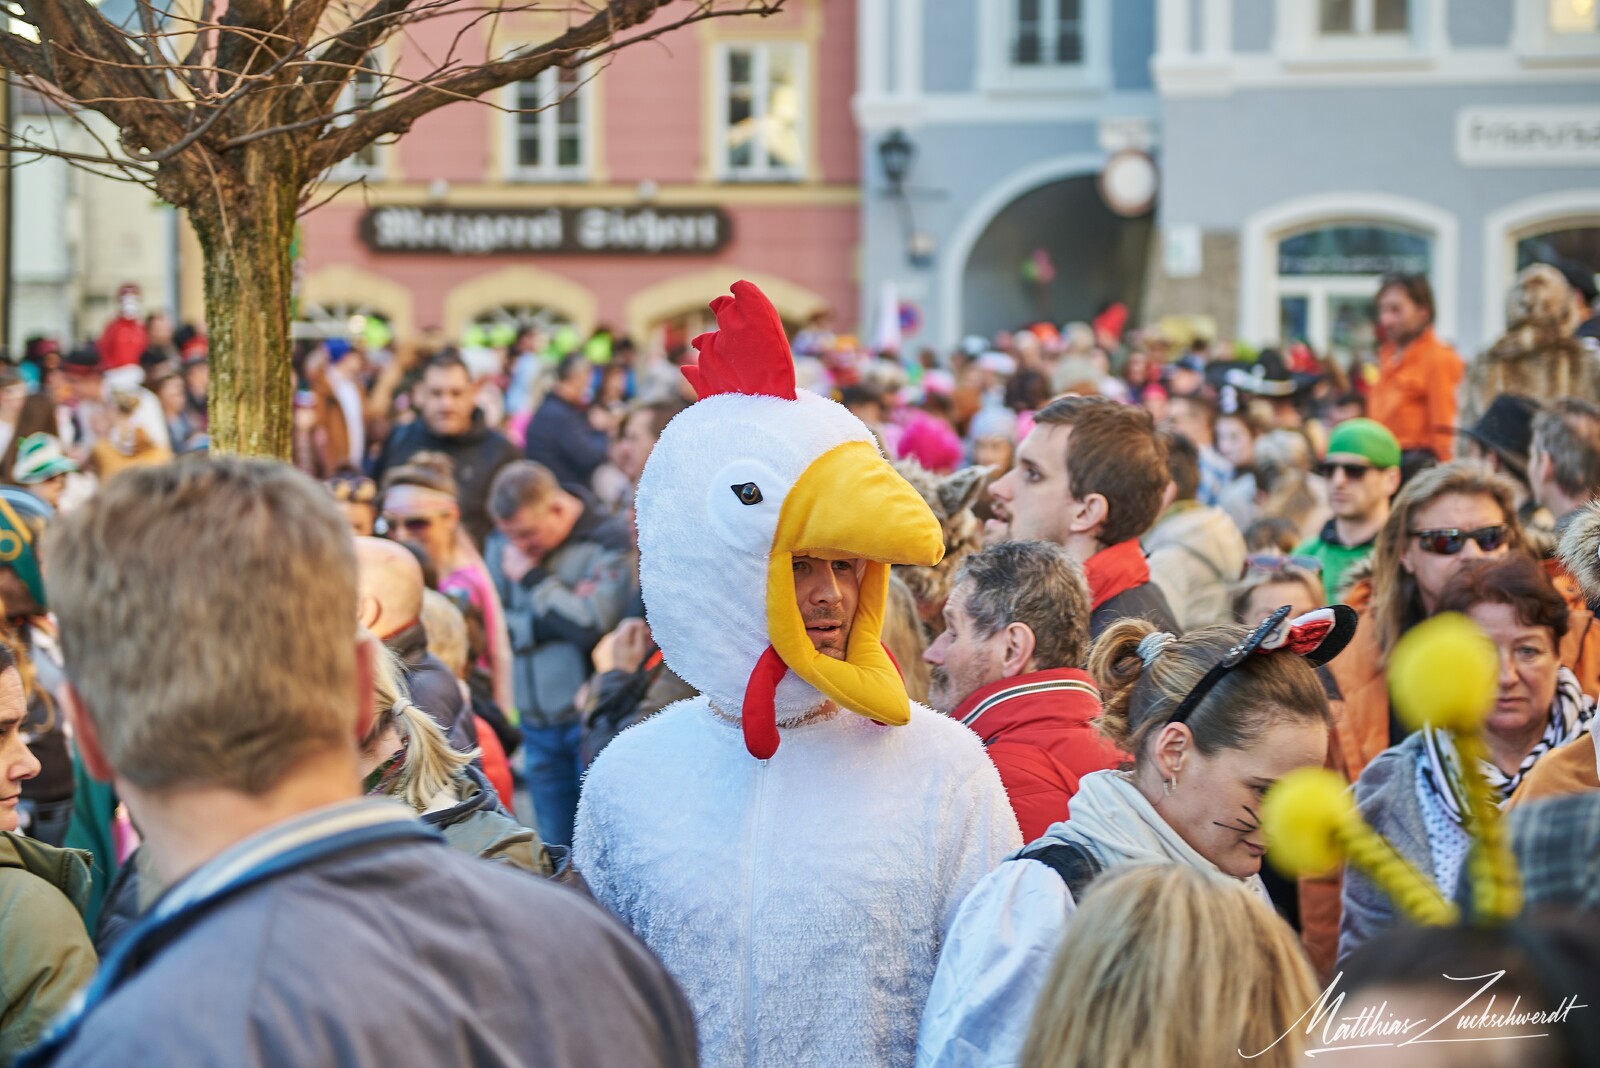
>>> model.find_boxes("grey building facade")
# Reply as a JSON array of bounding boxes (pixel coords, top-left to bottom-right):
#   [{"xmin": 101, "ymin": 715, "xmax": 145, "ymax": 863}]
[
  {"xmin": 857, "ymin": 0, "xmax": 1600, "ymax": 361},
  {"xmin": 855, "ymin": 0, "xmax": 1160, "ymax": 351},
  {"xmin": 1151, "ymin": 0, "xmax": 1600, "ymax": 362}
]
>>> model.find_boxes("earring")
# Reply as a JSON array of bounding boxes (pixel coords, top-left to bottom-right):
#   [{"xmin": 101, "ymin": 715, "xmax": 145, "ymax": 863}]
[{"xmin": 1163, "ymin": 776, "xmax": 1178, "ymax": 797}]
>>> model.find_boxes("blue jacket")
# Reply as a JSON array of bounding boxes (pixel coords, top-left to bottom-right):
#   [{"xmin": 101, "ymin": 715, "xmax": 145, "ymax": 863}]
[
  {"xmin": 488, "ymin": 503, "xmax": 632, "ymax": 729},
  {"xmin": 41, "ymin": 805, "xmax": 697, "ymax": 1067},
  {"xmin": 523, "ymin": 393, "xmax": 609, "ymax": 493}
]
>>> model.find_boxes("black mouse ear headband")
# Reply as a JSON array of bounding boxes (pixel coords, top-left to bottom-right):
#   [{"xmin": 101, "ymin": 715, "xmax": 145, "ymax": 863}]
[{"xmin": 1161, "ymin": 604, "xmax": 1359, "ymax": 726}]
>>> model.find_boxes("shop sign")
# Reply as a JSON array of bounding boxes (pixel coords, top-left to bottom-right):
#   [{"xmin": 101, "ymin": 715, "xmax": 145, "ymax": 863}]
[
  {"xmin": 360, "ymin": 205, "xmax": 732, "ymax": 255},
  {"xmin": 1456, "ymin": 106, "xmax": 1600, "ymax": 167}
]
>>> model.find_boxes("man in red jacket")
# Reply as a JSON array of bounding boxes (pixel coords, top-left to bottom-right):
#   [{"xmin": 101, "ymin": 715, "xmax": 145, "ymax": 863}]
[{"xmin": 924, "ymin": 540, "xmax": 1126, "ymax": 839}]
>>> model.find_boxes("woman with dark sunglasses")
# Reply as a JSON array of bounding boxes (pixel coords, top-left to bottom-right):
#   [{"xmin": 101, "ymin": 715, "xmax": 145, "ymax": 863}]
[
  {"xmin": 1340, "ymin": 554, "xmax": 1593, "ymax": 963},
  {"xmin": 1300, "ymin": 461, "xmax": 1600, "ymax": 973}
]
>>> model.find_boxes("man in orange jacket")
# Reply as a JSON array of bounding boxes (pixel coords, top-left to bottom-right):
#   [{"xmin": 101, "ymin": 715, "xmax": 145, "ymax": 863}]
[
  {"xmin": 1370, "ymin": 273, "xmax": 1463, "ymax": 462},
  {"xmin": 925, "ymin": 540, "xmax": 1126, "ymax": 841}
]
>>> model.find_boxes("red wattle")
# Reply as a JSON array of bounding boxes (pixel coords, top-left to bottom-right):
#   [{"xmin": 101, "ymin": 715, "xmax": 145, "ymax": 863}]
[
  {"xmin": 882, "ymin": 642, "xmax": 903, "ymax": 682},
  {"xmin": 741, "ymin": 645, "xmax": 788, "ymax": 759}
]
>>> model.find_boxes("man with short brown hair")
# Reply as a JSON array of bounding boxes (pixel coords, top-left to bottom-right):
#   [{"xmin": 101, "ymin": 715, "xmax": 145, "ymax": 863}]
[
  {"xmin": 986, "ymin": 395, "xmax": 1178, "ymax": 637},
  {"xmin": 30, "ymin": 457, "xmax": 696, "ymax": 1068},
  {"xmin": 487, "ymin": 459, "xmax": 631, "ymax": 848},
  {"xmin": 1370, "ymin": 273, "xmax": 1463, "ymax": 462}
]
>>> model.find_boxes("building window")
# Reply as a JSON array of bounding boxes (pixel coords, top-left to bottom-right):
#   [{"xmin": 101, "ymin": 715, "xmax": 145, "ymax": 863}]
[
  {"xmin": 507, "ymin": 66, "xmax": 587, "ymax": 180},
  {"xmin": 1317, "ymin": 0, "xmax": 1410, "ymax": 36},
  {"xmin": 1549, "ymin": 0, "xmax": 1599, "ymax": 33},
  {"xmin": 1274, "ymin": 223, "xmax": 1434, "ymax": 366},
  {"xmin": 717, "ymin": 43, "xmax": 804, "ymax": 181},
  {"xmin": 1517, "ymin": 225, "xmax": 1600, "ymax": 272},
  {"xmin": 979, "ymin": 0, "xmax": 1106, "ymax": 92},
  {"xmin": 1013, "ymin": 0, "xmax": 1083, "ymax": 66},
  {"xmin": 330, "ymin": 56, "xmax": 385, "ymax": 180}
]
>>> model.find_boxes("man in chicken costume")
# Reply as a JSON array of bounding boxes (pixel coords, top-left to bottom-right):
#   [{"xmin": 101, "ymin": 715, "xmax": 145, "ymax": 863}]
[{"xmin": 574, "ymin": 281, "xmax": 1021, "ymax": 1068}]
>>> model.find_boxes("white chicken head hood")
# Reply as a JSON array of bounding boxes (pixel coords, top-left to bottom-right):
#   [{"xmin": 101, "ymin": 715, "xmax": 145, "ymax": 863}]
[{"xmin": 636, "ymin": 281, "xmax": 945, "ymax": 759}]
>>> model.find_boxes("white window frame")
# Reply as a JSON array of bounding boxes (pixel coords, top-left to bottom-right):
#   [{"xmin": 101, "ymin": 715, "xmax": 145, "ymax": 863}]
[
  {"xmin": 328, "ymin": 52, "xmax": 388, "ymax": 182},
  {"xmin": 502, "ymin": 65, "xmax": 591, "ymax": 182},
  {"xmin": 1239, "ymin": 193, "xmax": 1459, "ymax": 349},
  {"xmin": 712, "ymin": 41, "xmax": 808, "ymax": 183},
  {"xmin": 1514, "ymin": 0, "xmax": 1600, "ymax": 63},
  {"xmin": 978, "ymin": 0, "xmax": 1110, "ymax": 94}
]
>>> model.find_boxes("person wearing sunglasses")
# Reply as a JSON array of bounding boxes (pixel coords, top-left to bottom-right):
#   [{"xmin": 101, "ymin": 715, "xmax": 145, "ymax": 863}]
[
  {"xmin": 380, "ymin": 453, "xmax": 516, "ymax": 720},
  {"xmin": 1341, "ymin": 554, "xmax": 1593, "ymax": 964},
  {"xmin": 1302, "ymin": 461, "xmax": 1600, "ymax": 975},
  {"xmin": 1294, "ymin": 419, "xmax": 1401, "ymax": 603}
]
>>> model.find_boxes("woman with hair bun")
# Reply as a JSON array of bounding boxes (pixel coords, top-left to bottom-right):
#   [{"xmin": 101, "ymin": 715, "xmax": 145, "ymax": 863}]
[{"xmin": 916, "ymin": 611, "xmax": 1347, "ymax": 1068}]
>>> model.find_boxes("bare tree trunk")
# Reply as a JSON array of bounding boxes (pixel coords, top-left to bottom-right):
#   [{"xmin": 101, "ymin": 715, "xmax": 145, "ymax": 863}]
[{"xmin": 188, "ymin": 148, "xmax": 301, "ymax": 459}]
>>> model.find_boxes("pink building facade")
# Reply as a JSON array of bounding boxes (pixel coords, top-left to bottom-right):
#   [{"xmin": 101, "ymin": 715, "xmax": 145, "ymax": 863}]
[{"xmin": 296, "ymin": 1, "xmax": 859, "ymax": 351}]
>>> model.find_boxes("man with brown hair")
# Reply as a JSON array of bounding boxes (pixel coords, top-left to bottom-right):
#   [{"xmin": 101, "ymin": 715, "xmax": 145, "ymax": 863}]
[
  {"xmin": 986, "ymin": 394, "xmax": 1178, "ymax": 637},
  {"xmin": 1369, "ymin": 272, "xmax": 1462, "ymax": 462},
  {"xmin": 487, "ymin": 459, "xmax": 630, "ymax": 848},
  {"xmin": 28, "ymin": 457, "xmax": 695, "ymax": 1067}
]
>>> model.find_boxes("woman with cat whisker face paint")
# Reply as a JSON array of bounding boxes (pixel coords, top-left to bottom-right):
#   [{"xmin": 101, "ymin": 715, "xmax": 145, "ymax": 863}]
[{"xmin": 917, "ymin": 605, "xmax": 1356, "ymax": 1068}]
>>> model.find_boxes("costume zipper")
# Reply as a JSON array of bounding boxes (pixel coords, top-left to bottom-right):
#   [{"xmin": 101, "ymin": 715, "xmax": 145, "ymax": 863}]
[{"xmin": 742, "ymin": 758, "xmax": 769, "ymax": 1066}]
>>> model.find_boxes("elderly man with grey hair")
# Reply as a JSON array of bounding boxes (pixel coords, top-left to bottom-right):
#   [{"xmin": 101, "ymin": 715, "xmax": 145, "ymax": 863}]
[
  {"xmin": 26, "ymin": 457, "xmax": 696, "ymax": 1068},
  {"xmin": 923, "ymin": 540, "xmax": 1125, "ymax": 841}
]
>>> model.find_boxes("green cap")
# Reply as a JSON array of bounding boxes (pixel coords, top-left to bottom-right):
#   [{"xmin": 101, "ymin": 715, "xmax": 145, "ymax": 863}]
[{"xmin": 1326, "ymin": 418, "xmax": 1401, "ymax": 469}]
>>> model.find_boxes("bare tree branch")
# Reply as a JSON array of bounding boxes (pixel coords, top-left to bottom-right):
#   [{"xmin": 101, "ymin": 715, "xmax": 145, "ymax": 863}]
[{"xmin": 308, "ymin": 0, "xmax": 783, "ymax": 173}]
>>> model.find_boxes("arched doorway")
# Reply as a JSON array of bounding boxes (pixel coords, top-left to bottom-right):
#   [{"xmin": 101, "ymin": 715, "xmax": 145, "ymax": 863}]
[{"xmin": 959, "ymin": 174, "xmax": 1153, "ymax": 339}]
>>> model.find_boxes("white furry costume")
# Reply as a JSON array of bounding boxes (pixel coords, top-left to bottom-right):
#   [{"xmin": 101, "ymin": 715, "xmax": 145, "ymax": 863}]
[{"xmin": 573, "ymin": 281, "xmax": 1020, "ymax": 1068}]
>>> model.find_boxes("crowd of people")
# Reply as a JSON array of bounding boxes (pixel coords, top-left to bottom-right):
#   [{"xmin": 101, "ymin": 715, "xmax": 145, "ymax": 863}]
[{"xmin": 0, "ymin": 260, "xmax": 1596, "ymax": 1066}]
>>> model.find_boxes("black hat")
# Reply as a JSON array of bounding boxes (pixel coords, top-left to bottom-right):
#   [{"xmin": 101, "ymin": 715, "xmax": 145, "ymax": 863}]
[
  {"xmin": 1214, "ymin": 349, "xmax": 1320, "ymax": 398},
  {"xmin": 1454, "ymin": 394, "xmax": 1540, "ymax": 477},
  {"xmin": 1553, "ymin": 260, "xmax": 1598, "ymax": 307}
]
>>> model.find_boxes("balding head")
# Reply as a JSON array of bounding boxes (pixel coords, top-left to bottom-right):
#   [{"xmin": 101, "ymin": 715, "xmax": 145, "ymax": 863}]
[{"xmin": 354, "ymin": 536, "xmax": 424, "ymax": 639}]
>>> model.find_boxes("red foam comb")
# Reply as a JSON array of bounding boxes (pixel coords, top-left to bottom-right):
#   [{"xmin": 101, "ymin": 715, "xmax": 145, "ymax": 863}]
[{"xmin": 682, "ymin": 280, "xmax": 797, "ymax": 402}]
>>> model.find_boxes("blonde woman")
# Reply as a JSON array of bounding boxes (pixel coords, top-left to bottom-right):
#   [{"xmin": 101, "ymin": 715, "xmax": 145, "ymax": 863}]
[
  {"xmin": 1020, "ymin": 864, "xmax": 1319, "ymax": 1068},
  {"xmin": 358, "ymin": 633, "xmax": 550, "ymax": 876}
]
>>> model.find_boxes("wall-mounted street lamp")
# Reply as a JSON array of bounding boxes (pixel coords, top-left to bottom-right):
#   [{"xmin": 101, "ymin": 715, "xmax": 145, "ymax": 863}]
[
  {"xmin": 878, "ymin": 128, "xmax": 933, "ymax": 268},
  {"xmin": 878, "ymin": 128, "xmax": 914, "ymax": 194}
]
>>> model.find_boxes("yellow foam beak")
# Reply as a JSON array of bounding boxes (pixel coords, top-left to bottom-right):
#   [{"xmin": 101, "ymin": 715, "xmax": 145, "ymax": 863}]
[{"xmin": 765, "ymin": 441, "xmax": 945, "ymax": 726}]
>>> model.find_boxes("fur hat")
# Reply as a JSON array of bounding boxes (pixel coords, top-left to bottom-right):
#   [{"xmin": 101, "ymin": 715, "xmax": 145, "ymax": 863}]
[{"xmin": 1508, "ymin": 264, "xmax": 1577, "ymax": 332}]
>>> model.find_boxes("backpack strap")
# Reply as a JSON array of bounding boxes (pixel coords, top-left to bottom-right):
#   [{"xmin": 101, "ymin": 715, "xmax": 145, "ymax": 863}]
[{"xmin": 1021, "ymin": 841, "xmax": 1104, "ymax": 900}]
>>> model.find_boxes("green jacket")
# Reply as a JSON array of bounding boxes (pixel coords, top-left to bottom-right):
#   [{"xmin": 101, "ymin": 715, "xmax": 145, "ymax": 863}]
[
  {"xmin": 1296, "ymin": 520, "xmax": 1377, "ymax": 603},
  {"xmin": 0, "ymin": 832, "xmax": 98, "ymax": 1064}
]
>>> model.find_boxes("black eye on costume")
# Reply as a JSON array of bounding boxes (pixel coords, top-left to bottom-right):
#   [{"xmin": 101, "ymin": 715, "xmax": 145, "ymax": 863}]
[{"xmin": 731, "ymin": 482, "xmax": 763, "ymax": 506}]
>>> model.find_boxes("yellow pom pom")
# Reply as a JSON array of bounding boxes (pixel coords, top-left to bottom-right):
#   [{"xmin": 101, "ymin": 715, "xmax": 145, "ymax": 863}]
[
  {"xmin": 1261, "ymin": 768, "xmax": 1355, "ymax": 877},
  {"xmin": 1387, "ymin": 612, "xmax": 1498, "ymax": 733}
]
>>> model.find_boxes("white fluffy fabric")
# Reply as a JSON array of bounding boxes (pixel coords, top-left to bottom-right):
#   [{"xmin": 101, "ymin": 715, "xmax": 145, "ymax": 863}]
[
  {"xmin": 635, "ymin": 390, "xmax": 877, "ymax": 724},
  {"xmin": 575, "ymin": 698, "xmax": 1021, "ymax": 1068}
]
